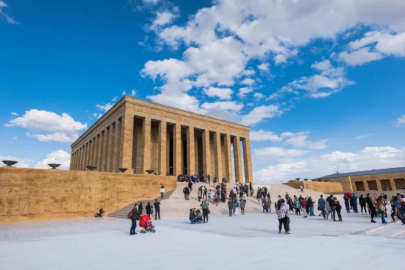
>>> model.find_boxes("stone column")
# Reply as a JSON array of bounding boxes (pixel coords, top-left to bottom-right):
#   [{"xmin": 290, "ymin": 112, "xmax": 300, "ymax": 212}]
[
  {"xmin": 85, "ymin": 142, "xmax": 90, "ymax": 170},
  {"xmin": 111, "ymin": 121, "xmax": 119, "ymax": 173},
  {"xmin": 82, "ymin": 144, "xmax": 87, "ymax": 171},
  {"xmin": 97, "ymin": 132, "xmax": 104, "ymax": 172},
  {"xmin": 88, "ymin": 139, "xmax": 93, "ymax": 168},
  {"xmin": 363, "ymin": 180, "xmax": 369, "ymax": 191},
  {"xmin": 224, "ymin": 134, "xmax": 233, "ymax": 182},
  {"xmin": 142, "ymin": 117, "xmax": 151, "ymax": 174},
  {"xmin": 214, "ymin": 132, "xmax": 223, "ymax": 181},
  {"xmin": 93, "ymin": 135, "xmax": 99, "ymax": 168},
  {"xmin": 390, "ymin": 179, "xmax": 397, "ymax": 190},
  {"xmin": 242, "ymin": 137, "xmax": 254, "ymax": 184},
  {"xmin": 202, "ymin": 129, "xmax": 211, "ymax": 176},
  {"xmin": 174, "ymin": 123, "xmax": 182, "ymax": 175},
  {"xmin": 376, "ymin": 179, "xmax": 383, "ymax": 191},
  {"xmin": 107, "ymin": 125, "xmax": 114, "ymax": 172},
  {"xmin": 158, "ymin": 120, "xmax": 167, "ymax": 175},
  {"xmin": 121, "ymin": 114, "xmax": 134, "ymax": 173},
  {"xmin": 187, "ymin": 126, "xmax": 195, "ymax": 176},
  {"xmin": 76, "ymin": 149, "xmax": 80, "ymax": 171},
  {"xmin": 233, "ymin": 136, "xmax": 243, "ymax": 183}
]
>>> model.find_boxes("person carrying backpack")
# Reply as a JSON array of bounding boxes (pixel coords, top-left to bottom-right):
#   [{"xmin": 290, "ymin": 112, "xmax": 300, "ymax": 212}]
[{"xmin": 128, "ymin": 204, "xmax": 140, "ymax": 235}]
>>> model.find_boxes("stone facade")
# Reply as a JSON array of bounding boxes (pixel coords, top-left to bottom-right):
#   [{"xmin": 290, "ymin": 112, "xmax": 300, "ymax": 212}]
[
  {"xmin": 71, "ymin": 96, "xmax": 254, "ymax": 183},
  {"xmin": 0, "ymin": 167, "xmax": 176, "ymax": 223},
  {"xmin": 284, "ymin": 181, "xmax": 343, "ymax": 193},
  {"xmin": 316, "ymin": 173, "xmax": 405, "ymax": 192}
]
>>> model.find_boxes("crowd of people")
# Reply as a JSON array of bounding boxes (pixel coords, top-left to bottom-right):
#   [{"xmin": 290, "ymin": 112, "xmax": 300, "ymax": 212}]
[{"xmin": 127, "ymin": 179, "xmax": 405, "ymax": 236}]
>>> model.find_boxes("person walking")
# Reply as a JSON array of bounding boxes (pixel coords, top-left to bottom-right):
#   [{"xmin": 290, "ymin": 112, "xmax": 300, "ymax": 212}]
[
  {"xmin": 325, "ymin": 198, "xmax": 332, "ymax": 220},
  {"xmin": 276, "ymin": 199, "xmax": 290, "ymax": 234},
  {"xmin": 318, "ymin": 195, "xmax": 326, "ymax": 219},
  {"xmin": 307, "ymin": 197, "xmax": 315, "ymax": 216},
  {"xmin": 208, "ymin": 189, "xmax": 212, "ymax": 202},
  {"xmin": 188, "ymin": 181, "xmax": 193, "ymax": 191},
  {"xmin": 234, "ymin": 200, "xmax": 239, "ymax": 216},
  {"xmin": 377, "ymin": 196, "xmax": 387, "ymax": 224},
  {"xmin": 160, "ymin": 185, "xmax": 165, "ymax": 199},
  {"xmin": 203, "ymin": 186, "xmax": 207, "ymax": 200},
  {"xmin": 146, "ymin": 202, "xmax": 153, "ymax": 217},
  {"xmin": 201, "ymin": 200, "xmax": 209, "ymax": 223},
  {"xmin": 154, "ymin": 199, "xmax": 161, "ymax": 220},
  {"xmin": 351, "ymin": 194, "xmax": 358, "ymax": 213},
  {"xmin": 198, "ymin": 187, "xmax": 203, "ymax": 202},
  {"xmin": 390, "ymin": 196, "xmax": 398, "ymax": 222},
  {"xmin": 138, "ymin": 202, "xmax": 143, "ymax": 215},
  {"xmin": 359, "ymin": 194, "xmax": 367, "ymax": 214},
  {"xmin": 257, "ymin": 190, "xmax": 262, "ymax": 205},
  {"xmin": 301, "ymin": 197, "xmax": 308, "ymax": 218},
  {"xmin": 294, "ymin": 199, "xmax": 301, "ymax": 215},
  {"xmin": 327, "ymin": 195, "xmax": 336, "ymax": 221},
  {"xmin": 365, "ymin": 193, "xmax": 377, "ymax": 223},
  {"xmin": 183, "ymin": 186, "xmax": 190, "ymax": 200},
  {"xmin": 262, "ymin": 199, "xmax": 269, "ymax": 213},
  {"xmin": 129, "ymin": 204, "xmax": 140, "ymax": 235},
  {"xmin": 343, "ymin": 194, "xmax": 351, "ymax": 213},
  {"xmin": 300, "ymin": 185, "xmax": 303, "ymax": 192},
  {"xmin": 228, "ymin": 198, "xmax": 234, "ymax": 216},
  {"xmin": 334, "ymin": 198, "xmax": 342, "ymax": 221},
  {"xmin": 240, "ymin": 198, "xmax": 246, "ymax": 215}
]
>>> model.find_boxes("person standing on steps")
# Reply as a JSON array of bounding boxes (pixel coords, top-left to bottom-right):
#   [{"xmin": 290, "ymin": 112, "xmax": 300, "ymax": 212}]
[
  {"xmin": 129, "ymin": 204, "xmax": 140, "ymax": 235},
  {"xmin": 183, "ymin": 186, "xmax": 190, "ymax": 200},
  {"xmin": 228, "ymin": 198, "xmax": 234, "ymax": 216},
  {"xmin": 365, "ymin": 193, "xmax": 377, "ymax": 223},
  {"xmin": 203, "ymin": 186, "xmax": 208, "ymax": 200},
  {"xmin": 188, "ymin": 180, "xmax": 193, "ymax": 192},
  {"xmin": 198, "ymin": 187, "xmax": 203, "ymax": 202},
  {"xmin": 154, "ymin": 199, "xmax": 161, "ymax": 220},
  {"xmin": 160, "ymin": 185, "xmax": 165, "ymax": 199}
]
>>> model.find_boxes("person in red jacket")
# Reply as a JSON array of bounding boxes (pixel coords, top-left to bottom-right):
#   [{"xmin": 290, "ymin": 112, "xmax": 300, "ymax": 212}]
[{"xmin": 301, "ymin": 199, "xmax": 308, "ymax": 218}]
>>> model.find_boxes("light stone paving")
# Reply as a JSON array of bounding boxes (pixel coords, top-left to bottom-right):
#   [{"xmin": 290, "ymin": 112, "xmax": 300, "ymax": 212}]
[{"xmin": 0, "ymin": 206, "xmax": 403, "ymax": 270}]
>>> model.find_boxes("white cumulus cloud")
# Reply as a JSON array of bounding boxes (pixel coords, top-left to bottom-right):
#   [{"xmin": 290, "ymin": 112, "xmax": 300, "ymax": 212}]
[
  {"xmin": 34, "ymin": 150, "xmax": 71, "ymax": 170},
  {"xmin": 4, "ymin": 109, "xmax": 87, "ymax": 143}
]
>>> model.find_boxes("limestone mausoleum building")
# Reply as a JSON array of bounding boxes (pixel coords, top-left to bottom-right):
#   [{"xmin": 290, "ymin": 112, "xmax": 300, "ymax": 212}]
[{"xmin": 70, "ymin": 96, "xmax": 253, "ymax": 183}]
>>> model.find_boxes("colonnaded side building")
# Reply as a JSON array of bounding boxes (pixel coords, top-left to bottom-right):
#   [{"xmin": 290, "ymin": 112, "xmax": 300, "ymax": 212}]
[{"xmin": 70, "ymin": 96, "xmax": 254, "ymax": 183}]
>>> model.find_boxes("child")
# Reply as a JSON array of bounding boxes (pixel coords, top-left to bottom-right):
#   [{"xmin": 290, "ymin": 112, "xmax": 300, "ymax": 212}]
[{"xmin": 234, "ymin": 200, "xmax": 239, "ymax": 216}]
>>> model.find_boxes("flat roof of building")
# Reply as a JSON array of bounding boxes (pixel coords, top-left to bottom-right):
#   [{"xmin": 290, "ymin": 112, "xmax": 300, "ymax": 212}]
[{"xmin": 314, "ymin": 166, "xmax": 405, "ymax": 180}]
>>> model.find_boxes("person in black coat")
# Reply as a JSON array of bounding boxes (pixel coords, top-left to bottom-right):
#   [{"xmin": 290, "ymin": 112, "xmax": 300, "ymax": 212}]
[
  {"xmin": 359, "ymin": 194, "xmax": 366, "ymax": 214},
  {"xmin": 365, "ymin": 193, "xmax": 376, "ymax": 223}
]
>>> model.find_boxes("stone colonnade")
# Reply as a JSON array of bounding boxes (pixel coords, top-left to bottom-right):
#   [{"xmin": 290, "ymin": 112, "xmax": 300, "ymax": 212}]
[
  {"xmin": 119, "ymin": 116, "xmax": 253, "ymax": 183},
  {"xmin": 70, "ymin": 115, "xmax": 253, "ymax": 183},
  {"xmin": 70, "ymin": 117, "xmax": 123, "ymax": 173}
]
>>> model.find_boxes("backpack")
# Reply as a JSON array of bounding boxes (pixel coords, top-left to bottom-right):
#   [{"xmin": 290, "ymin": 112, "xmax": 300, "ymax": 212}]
[
  {"xmin": 234, "ymin": 201, "xmax": 239, "ymax": 208},
  {"xmin": 127, "ymin": 210, "xmax": 133, "ymax": 219}
]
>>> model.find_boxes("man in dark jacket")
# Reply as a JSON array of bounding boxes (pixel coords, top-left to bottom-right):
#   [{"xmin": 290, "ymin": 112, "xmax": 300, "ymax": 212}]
[
  {"xmin": 130, "ymin": 204, "xmax": 141, "ymax": 235},
  {"xmin": 365, "ymin": 193, "xmax": 376, "ymax": 223},
  {"xmin": 307, "ymin": 197, "xmax": 315, "ymax": 216},
  {"xmin": 228, "ymin": 199, "xmax": 234, "ymax": 216},
  {"xmin": 154, "ymin": 199, "xmax": 161, "ymax": 220},
  {"xmin": 343, "ymin": 195, "xmax": 351, "ymax": 213},
  {"xmin": 359, "ymin": 194, "xmax": 366, "ymax": 214},
  {"xmin": 318, "ymin": 195, "xmax": 326, "ymax": 218},
  {"xmin": 351, "ymin": 194, "xmax": 358, "ymax": 213},
  {"xmin": 183, "ymin": 187, "xmax": 190, "ymax": 200},
  {"xmin": 188, "ymin": 181, "xmax": 193, "ymax": 191}
]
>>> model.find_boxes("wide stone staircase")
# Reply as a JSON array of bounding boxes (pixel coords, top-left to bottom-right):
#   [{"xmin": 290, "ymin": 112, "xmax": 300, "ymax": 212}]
[{"xmin": 108, "ymin": 181, "xmax": 340, "ymax": 220}]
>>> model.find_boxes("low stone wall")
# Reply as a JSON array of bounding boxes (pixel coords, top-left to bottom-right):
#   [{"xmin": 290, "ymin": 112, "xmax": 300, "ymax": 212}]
[
  {"xmin": 284, "ymin": 181, "xmax": 343, "ymax": 193},
  {"xmin": 0, "ymin": 167, "xmax": 176, "ymax": 223}
]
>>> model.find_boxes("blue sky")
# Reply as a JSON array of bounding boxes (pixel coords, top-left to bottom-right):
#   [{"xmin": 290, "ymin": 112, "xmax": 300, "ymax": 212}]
[{"xmin": 1, "ymin": 0, "xmax": 405, "ymax": 183}]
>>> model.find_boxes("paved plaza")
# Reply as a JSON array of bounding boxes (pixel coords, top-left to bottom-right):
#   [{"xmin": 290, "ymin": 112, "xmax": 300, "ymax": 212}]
[{"xmin": 1, "ymin": 210, "xmax": 404, "ymax": 270}]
